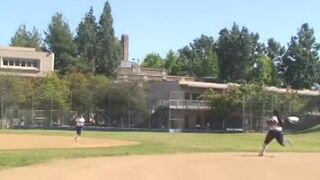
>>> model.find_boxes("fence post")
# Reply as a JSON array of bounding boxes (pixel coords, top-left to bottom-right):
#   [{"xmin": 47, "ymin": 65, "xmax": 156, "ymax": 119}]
[
  {"xmin": 50, "ymin": 94, "xmax": 53, "ymax": 126},
  {"xmin": 0, "ymin": 96, "xmax": 3, "ymax": 129},
  {"xmin": 242, "ymin": 94, "xmax": 247, "ymax": 132}
]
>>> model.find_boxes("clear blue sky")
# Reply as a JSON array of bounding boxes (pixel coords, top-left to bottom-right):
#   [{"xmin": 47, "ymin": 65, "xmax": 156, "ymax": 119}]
[{"xmin": 1, "ymin": 0, "xmax": 320, "ymax": 62}]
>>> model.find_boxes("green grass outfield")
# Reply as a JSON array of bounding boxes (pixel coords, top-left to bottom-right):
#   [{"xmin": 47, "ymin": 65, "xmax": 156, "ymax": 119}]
[{"xmin": 0, "ymin": 129, "xmax": 319, "ymax": 170}]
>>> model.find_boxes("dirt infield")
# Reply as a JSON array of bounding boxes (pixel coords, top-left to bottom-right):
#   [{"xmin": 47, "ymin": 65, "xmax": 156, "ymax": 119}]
[
  {"xmin": 0, "ymin": 153, "xmax": 319, "ymax": 180},
  {"xmin": 0, "ymin": 134, "xmax": 138, "ymax": 150}
]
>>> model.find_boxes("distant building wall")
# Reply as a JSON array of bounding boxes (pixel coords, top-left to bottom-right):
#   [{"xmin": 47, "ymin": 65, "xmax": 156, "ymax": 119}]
[
  {"xmin": 0, "ymin": 46, "xmax": 54, "ymax": 77},
  {"xmin": 148, "ymin": 81, "xmax": 181, "ymax": 102}
]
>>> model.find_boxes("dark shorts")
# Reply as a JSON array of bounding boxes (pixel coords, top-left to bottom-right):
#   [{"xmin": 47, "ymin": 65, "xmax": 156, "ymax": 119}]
[
  {"xmin": 264, "ymin": 130, "xmax": 284, "ymax": 146},
  {"xmin": 76, "ymin": 126, "xmax": 83, "ymax": 135}
]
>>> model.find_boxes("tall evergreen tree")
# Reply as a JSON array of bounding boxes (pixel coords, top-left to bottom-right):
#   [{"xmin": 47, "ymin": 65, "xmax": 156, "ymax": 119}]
[
  {"xmin": 281, "ymin": 23, "xmax": 320, "ymax": 89},
  {"xmin": 10, "ymin": 25, "xmax": 43, "ymax": 50},
  {"xmin": 266, "ymin": 38, "xmax": 286, "ymax": 85},
  {"xmin": 177, "ymin": 46, "xmax": 194, "ymax": 76},
  {"xmin": 217, "ymin": 23, "xmax": 263, "ymax": 82},
  {"xmin": 97, "ymin": 1, "xmax": 121, "ymax": 76},
  {"xmin": 190, "ymin": 35, "xmax": 219, "ymax": 78},
  {"xmin": 44, "ymin": 13, "xmax": 78, "ymax": 74},
  {"xmin": 75, "ymin": 7, "xmax": 99, "ymax": 74},
  {"xmin": 266, "ymin": 38, "xmax": 286, "ymax": 61}
]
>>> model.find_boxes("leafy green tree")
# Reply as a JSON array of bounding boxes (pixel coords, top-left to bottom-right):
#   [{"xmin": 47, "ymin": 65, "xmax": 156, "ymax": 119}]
[
  {"xmin": 75, "ymin": 7, "xmax": 99, "ymax": 74},
  {"xmin": 64, "ymin": 72, "xmax": 90, "ymax": 112},
  {"xmin": 272, "ymin": 92, "xmax": 308, "ymax": 117},
  {"xmin": 96, "ymin": 1, "xmax": 122, "ymax": 76},
  {"xmin": 33, "ymin": 73, "xmax": 70, "ymax": 110},
  {"xmin": 142, "ymin": 53, "xmax": 165, "ymax": 69},
  {"xmin": 217, "ymin": 23, "xmax": 263, "ymax": 82},
  {"xmin": 11, "ymin": 77, "xmax": 35, "ymax": 109},
  {"xmin": 106, "ymin": 81, "xmax": 148, "ymax": 126},
  {"xmin": 202, "ymin": 85, "xmax": 244, "ymax": 129},
  {"xmin": 0, "ymin": 76, "xmax": 21, "ymax": 113},
  {"xmin": 252, "ymin": 55, "xmax": 278, "ymax": 85},
  {"xmin": 174, "ymin": 35, "xmax": 219, "ymax": 78},
  {"xmin": 265, "ymin": 38, "xmax": 286, "ymax": 86},
  {"xmin": 44, "ymin": 13, "xmax": 78, "ymax": 74},
  {"xmin": 203, "ymin": 82, "xmax": 309, "ymax": 131},
  {"xmin": 64, "ymin": 73, "xmax": 109, "ymax": 113},
  {"xmin": 88, "ymin": 75, "xmax": 110, "ymax": 108},
  {"xmin": 10, "ymin": 25, "xmax": 43, "ymax": 50},
  {"xmin": 281, "ymin": 23, "xmax": 320, "ymax": 89}
]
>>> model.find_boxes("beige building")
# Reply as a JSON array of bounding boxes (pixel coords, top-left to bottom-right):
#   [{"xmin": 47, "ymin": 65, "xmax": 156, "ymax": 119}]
[
  {"xmin": 0, "ymin": 46, "xmax": 54, "ymax": 77},
  {"xmin": 148, "ymin": 80, "xmax": 320, "ymax": 132}
]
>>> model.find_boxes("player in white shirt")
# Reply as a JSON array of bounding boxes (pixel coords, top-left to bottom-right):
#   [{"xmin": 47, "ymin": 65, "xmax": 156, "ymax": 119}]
[{"xmin": 74, "ymin": 114, "xmax": 85, "ymax": 142}]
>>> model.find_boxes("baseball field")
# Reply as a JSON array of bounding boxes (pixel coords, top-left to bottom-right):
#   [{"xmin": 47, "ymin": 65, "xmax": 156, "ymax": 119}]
[{"xmin": 0, "ymin": 129, "xmax": 319, "ymax": 180}]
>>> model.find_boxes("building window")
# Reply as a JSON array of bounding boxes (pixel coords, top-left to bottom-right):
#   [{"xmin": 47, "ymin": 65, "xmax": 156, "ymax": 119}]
[
  {"xmin": 185, "ymin": 93, "xmax": 190, "ymax": 100},
  {"xmin": 32, "ymin": 61, "xmax": 38, "ymax": 68},
  {"xmin": 15, "ymin": 61, "xmax": 20, "ymax": 66},
  {"xmin": 1, "ymin": 57, "xmax": 40, "ymax": 71},
  {"xmin": 27, "ymin": 61, "xmax": 32, "ymax": 67}
]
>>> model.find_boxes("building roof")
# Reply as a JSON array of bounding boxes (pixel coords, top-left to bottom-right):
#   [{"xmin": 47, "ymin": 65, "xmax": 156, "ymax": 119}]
[
  {"xmin": 0, "ymin": 46, "xmax": 36, "ymax": 52},
  {"xmin": 179, "ymin": 80, "xmax": 320, "ymax": 96}
]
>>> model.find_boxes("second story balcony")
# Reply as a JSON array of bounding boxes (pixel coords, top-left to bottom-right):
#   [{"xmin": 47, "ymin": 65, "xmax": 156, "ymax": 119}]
[{"xmin": 154, "ymin": 99, "xmax": 212, "ymax": 111}]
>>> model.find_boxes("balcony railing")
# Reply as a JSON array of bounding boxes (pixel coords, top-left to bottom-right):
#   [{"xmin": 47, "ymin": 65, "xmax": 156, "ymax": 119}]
[{"xmin": 153, "ymin": 99, "xmax": 211, "ymax": 111}]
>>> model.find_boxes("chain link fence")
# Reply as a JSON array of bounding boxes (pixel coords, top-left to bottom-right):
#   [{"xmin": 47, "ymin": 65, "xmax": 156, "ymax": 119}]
[{"xmin": 242, "ymin": 96, "xmax": 320, "ymax": 132}]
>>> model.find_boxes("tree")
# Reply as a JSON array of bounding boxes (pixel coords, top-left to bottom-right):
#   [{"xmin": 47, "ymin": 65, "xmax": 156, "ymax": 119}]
[
  {"xmin": 96, "ymin": 1, "xmax": 122, "ymax": 76},
  {"xmin": 11, "ymin": 77, "xmax": 35, "ymax": 109},
  {"xmin": 44, "ymin": 12, "xmax": 78, "ymax": 74},
  {"xmin": 10, "ymin": 25, "xmax": 43, "ymax": 50},
  {"xmin": 266, "ymin": 38, "xmax": 286, "ymax": 62},
  {"xmin": 252, "ymin": 55, "xmax": 278, "ymax": 85},
  {"xmin": 173, "ymin": 35, "xmax": 219, "ymax": 78},
  {"xmin": 217, "ymin": 23, "xmax": 263, "ymax": 82},
  {"xmin": 164, "ymin": 50, "xmax": 182, "ymax": 75},
  {"xmin": 202, "ymin": 85, "xmax": 244, "ymax": 129},
  {"xmin": 265, "ymin": 38, "xmax": 286, "ymax": 86},
  {"xmin": 33, "ymin": 73, "xmax": 70, "ymax": 110},
  {"xmin": 281, "ymin": 23, "xmax": 320, "ymax": 89},
  {"xmin": 190, "ymin": 35, "xmax": 219, "ymax": 77},
  {"xmin": 106, "ymin": 81, "xmax": 148, "ymax": 126},
  {"xmin": 176, "ymin": 46, "xmax": 194, "ymax": 76},
  {"xmin": 203, "ymin": 82, "xmax": 308, "ymax": 131},
  {"xmin": 142, "ymin": 53, "xmax": 165, "ymax": 69},
  {"xmin": 75, "ymin": 7, "xmax": 99, "ymax": 74},
  {"xmin": 64, "ymin": 73, "xmax": 109, "ymax": 113}
]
